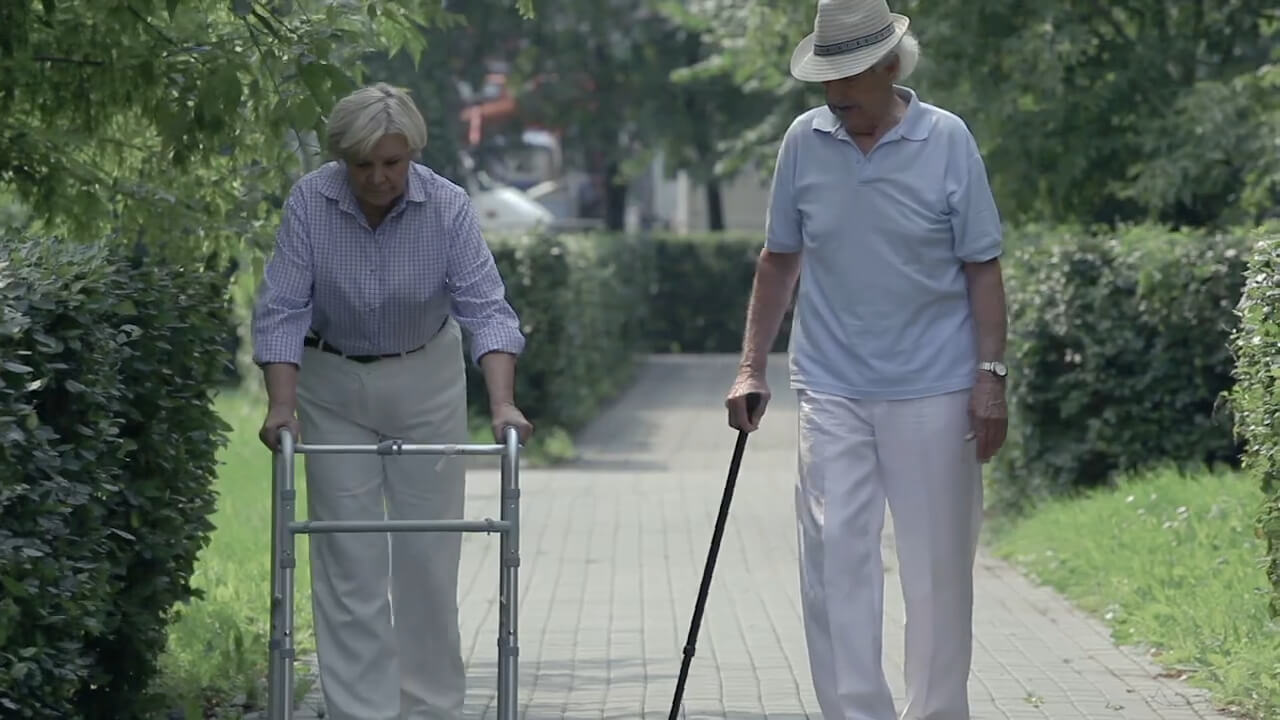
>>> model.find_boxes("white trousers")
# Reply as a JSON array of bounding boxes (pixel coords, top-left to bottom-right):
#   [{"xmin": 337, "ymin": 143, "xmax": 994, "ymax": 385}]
[
  {"xmin": 795, "ymin": 388, "xmax": 983, "ymax": 720},
  {"xmin": 296, "ymin": 318, "xmax": 468, "ymax": 720}
]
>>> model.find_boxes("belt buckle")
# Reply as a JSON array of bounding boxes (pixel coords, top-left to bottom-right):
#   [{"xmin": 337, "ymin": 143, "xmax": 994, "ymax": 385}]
[{"xmin": 309, "ymin": 335, "xmax": 350, "ymax": 360}]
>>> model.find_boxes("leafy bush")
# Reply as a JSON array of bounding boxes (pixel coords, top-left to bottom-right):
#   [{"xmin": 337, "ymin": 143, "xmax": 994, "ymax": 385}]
[
  {"xmin": 645, "ymin": 232, "xmax": 791, "ymax": 354},
  {"xmin": 1231, "ymin": 229, "xmax": 1280, "ymax": 614},
  {"xmin": 0, "ymin": 236, "xmax": 232, "ymax": 719},
  {"xmin": 993, "ymin": 224, "xmax": 1252, "ymax": 511},
  {"xmin": 463, "ymin": 230, "xmax": 789, "ymax": 442},
  {"xmin": 466, "ymin": 231, "xmax": 653, "ymax": 436}
]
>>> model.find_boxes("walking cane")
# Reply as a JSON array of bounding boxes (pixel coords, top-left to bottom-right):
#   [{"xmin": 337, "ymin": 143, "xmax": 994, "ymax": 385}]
[{"xmin": 668, "ymin": 392, "xmax": 762, "ymax": 720}]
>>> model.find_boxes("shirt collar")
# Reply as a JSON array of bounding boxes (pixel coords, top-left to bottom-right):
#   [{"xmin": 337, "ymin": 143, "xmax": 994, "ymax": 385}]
[
  {"xmin": 812, "ymin": 85, "xmax": 932, "ymax": 142},
  {"xmin": 318, "ymin": 160, "xmax": 430, "ymax": 220}
]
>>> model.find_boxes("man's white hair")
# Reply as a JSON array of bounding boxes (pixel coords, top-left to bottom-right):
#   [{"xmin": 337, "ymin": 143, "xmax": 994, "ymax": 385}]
[
  {"xmin": 326, "ymin": 83, "xmax": 428, "ymax": 162},
  {"xmin": 874, "ymin": 31, "xmax": 920, "ymax": 81}
]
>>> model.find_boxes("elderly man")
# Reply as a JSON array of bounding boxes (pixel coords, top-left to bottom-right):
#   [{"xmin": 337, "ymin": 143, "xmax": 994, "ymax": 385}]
[
  {"xmin": 253, "ymin": 83, "xmax": 532, "ymax": 720},
  {"xmin": 724, "ymin": 1, "xmax": 1008, "ymax": 719}
]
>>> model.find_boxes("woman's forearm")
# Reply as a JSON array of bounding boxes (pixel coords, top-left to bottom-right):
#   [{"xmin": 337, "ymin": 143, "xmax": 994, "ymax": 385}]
[
  {"xmin": 479, "ymin": 351, "xmax": 518, "ymax": 411},
  {"xmin": 262, "ymin": 362, "xmax": 300, "ymax": 412}
]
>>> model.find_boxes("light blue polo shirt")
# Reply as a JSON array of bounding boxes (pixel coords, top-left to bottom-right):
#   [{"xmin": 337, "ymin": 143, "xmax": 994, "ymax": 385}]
[{"xmin": 765, "ymin": 85, "xmax": 1003, "ymax": 401}]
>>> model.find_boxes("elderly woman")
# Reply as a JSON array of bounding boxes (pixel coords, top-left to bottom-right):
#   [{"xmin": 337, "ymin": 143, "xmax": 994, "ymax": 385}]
[{"xmin": 251, "ymin": 83, "xmax": 533, "ymax": 720}]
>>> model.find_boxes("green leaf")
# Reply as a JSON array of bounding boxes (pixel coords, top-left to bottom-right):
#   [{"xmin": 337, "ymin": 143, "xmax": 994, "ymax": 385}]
[
  {"xmin": 298, "ymin": 61, "xmax": 337, "ymax": 117},
  {"xmin": 0, "ymin": 576, "xmax": 25, "ymax": 597},
  {"xmin": 2, "ymin": 361, "xmax": 34, "ymax": 374},
  {"xmin": 32, "ymin": 330, "xmax": 62, "ymax": 352},
  {"xmin": 215, "ymin": 65, "xmax": 242, "ymax": 110}
]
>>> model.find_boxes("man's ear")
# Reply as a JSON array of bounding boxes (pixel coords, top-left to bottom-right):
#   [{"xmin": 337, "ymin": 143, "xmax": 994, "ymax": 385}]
[{"xmin": 881, "ymin": 55, "xmax": 900, "ymax": 80}]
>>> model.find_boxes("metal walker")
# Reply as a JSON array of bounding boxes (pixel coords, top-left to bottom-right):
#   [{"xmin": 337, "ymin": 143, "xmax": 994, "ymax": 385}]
[{"xmin": 266, "ymin": 426, "xmax": 523, "ymax": 720}]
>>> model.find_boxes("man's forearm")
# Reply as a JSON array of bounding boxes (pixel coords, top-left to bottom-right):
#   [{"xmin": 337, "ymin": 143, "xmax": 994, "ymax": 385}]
[
  {"xmin": 262, "ymin": 363, "xmax": 300, "ymax": 412},
  {"xmin": 964, "ymin": 259, "xmax": 1007, "ymax": 363},
  {"xmin": 479, "ymin": 351, "xmax": 517, "ymax": 410},
  {"xmin": 740, "ymin": 249, "xmax": 802, "ymax": 372}
]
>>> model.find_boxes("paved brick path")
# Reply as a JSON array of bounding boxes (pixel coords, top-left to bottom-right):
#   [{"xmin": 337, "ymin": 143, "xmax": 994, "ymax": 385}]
[{"xmin": 285, "ymin": 354, "xmax": 1227, "ymax": 720}]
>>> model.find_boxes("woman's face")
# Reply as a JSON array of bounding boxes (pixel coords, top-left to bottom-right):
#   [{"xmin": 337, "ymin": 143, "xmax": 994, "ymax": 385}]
[{"xmin": 347, "ymin": 134, "xmax": 412, "ymax": 210}]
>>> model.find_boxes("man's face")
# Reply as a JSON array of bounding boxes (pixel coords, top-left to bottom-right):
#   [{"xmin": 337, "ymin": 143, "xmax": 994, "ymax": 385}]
[
  {"xmin": 347, "ymin": 133, "xmax": 412, "ymax": 210},
  {"xmin": 823, "ymin": 58, "xmax": 897, "ymax": 135}
]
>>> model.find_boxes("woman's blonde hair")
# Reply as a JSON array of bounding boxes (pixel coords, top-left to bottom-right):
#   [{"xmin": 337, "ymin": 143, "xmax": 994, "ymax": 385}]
[{"xmin": 326, "ymin": 83, "xmax": 428, "ymax": 161}]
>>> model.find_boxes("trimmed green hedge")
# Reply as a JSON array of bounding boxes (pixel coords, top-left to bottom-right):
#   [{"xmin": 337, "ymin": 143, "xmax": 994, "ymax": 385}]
[
  {"xmin": 1231, "ymin": 229, "xmax": 1280, "ymax": 614},
  {"xmin": 644, "ymin": 232, "xmax": 791, "ymax": 354},
  {"xmin": 993, "ymin": 224, "xmax": 1252, "ymax": 511},
  {"xmin": 0, "ymin": 237, "xmax": 231, "ymax": 718},
  {"xmin": 465, "ymin": 231, "xmax": 653, "ymax": 436}
]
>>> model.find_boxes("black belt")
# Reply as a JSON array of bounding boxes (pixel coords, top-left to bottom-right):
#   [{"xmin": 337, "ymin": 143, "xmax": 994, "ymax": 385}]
[{"xmin": 304, "ymin": 335, "xmax": 426, "ymax": 364}]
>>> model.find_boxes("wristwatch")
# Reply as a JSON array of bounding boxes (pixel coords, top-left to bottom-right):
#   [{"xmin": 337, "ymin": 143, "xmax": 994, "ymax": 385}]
[{"xmin": 978, "ymin": 361, "xmax": 1008, "ymax": 378}]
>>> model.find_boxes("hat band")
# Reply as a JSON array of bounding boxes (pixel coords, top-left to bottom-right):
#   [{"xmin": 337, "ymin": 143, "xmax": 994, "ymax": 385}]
[{"xmin": 812, "ymin": 22, "xmax": 896, "ymax": 57}]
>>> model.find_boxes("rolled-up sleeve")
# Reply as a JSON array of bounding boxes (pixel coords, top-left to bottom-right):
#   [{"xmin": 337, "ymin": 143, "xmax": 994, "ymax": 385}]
[
  {"xmin": 251, "ymin": 192, "xmax": 314, "ymax": 367},
  {"xmin": 446, "ymin": 196, "xmax": 526, "ymax": 364},
  {"xmin": 765, "ymin": 124, "xmax": 803, "ymax": 253},
  {"xmin": 947, "ymin": 134, "xmax": 1003, "ymax": 263}
]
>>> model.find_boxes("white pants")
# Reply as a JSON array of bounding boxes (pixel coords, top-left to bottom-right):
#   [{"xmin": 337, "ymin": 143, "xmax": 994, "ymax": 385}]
[
  {"xmin": 795, "ymin": 388, "xmax": 983, "ymax": 720},
  {"xmin": 296, "ymin": 318, "xmax": 468, "ymax": 720}
]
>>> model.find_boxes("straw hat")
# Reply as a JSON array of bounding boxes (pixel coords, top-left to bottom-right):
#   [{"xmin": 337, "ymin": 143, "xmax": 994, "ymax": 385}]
[{"xmin": 790, "ymin": 0, "xmax": 910, "ymax": 83}]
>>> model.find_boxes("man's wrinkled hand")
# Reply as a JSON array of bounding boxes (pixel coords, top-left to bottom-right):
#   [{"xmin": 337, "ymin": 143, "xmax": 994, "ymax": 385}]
[
  {"xmin": 968, "ymin": 374, "xmax": 1008, "ymax": 463},
  {"xmin": 726, "ymin": 370, "xmax": 771, "ymax": 433},
  {"xmin": 491, "ymin": 402, "xmax": 533, "ymax": 444}
]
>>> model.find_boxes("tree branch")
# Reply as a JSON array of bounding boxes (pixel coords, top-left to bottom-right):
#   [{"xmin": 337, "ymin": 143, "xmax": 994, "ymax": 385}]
[
  {"xmin": 250, "ymin": 8, "xmax": 287, "ymax": 43},
  {"xmin": 32, "ymin": 55, "xmax": 106, "ymax": 66},
  {"xmin": 253, "ymin": 0, "xmax": 302, "ymax": 41},
  {"xmin": 128, "ymin": 4, "xmax": 180, "ymax": 47},
  {"xmin": 240, "ymin": 16, "xmax": 314, "ymax": 175},
  {"xmin": 127, "ymin": 3, "xmax": 214, "ymax": 67}
]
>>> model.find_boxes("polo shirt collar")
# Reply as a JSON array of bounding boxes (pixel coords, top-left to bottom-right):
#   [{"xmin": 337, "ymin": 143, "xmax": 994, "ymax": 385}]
[{"xmin": 812, "ymin": 85, "xmax": 932, "ymax": 142}]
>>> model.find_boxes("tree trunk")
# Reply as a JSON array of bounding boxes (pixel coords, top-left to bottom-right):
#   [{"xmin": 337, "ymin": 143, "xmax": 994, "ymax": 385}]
[
  {"xmin": 705, "ymin": 178, "xmax": 724, "ymax": 231},
  {"xmin": 604, "ymin": 161, "xmax": 628, "ymax": 231}
]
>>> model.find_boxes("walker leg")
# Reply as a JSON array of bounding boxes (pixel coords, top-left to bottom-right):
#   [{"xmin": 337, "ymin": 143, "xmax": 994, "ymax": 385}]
[
  {"xmin": 268, "ymin": 430, "xmax": 299, "ymax": 720},
  {"xmin": 496, "ymin": 427, "xmax": 521, "ymax": 720}
]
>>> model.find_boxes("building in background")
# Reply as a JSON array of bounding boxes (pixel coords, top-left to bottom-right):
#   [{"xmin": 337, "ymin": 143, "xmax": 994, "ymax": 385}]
[{"xmin": 456, "ymin": 68, "xmax": 770, "ymax": 236}]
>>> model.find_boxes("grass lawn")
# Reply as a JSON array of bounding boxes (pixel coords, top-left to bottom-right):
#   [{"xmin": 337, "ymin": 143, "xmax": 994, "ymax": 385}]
[
  {"xmin": 154, "ymin": 389, "xmax": 315, "ymax": 717},
  {"xmin": 992, "ymin": 465, "xmax": 1280, "ymax": 719}
]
